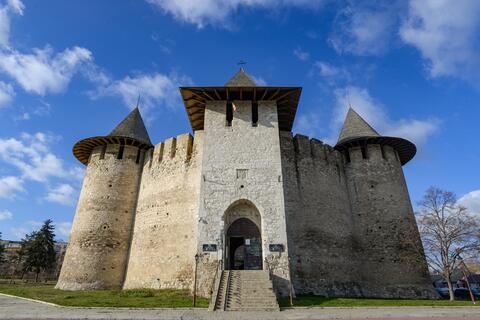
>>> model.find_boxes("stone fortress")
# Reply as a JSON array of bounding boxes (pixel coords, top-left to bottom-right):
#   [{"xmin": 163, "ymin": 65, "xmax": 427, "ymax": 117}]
[{"xmin": 57, "ymin": 69, "xmax": 436, "ymax": 301}]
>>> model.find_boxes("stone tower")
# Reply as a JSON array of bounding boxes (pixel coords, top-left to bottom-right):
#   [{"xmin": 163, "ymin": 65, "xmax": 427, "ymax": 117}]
[
  {"xmin": 335, "ymin": 108, "xmax": 433, "ymax": 298},
  {"xmin": 177, "ymin": 69, "xmax": 301, "ymax": 296},
  {"xmin": 56, "ymin": 108, "xmax": 152, "ymax": 290}
]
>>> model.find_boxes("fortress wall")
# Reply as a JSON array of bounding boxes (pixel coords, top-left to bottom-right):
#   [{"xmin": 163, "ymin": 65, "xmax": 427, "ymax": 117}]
[
  {"xmin": 56, "ymin": 144, "xmax": 144, "ymax": 290},
  {"xmin": 280, "ymin": 133, "xmax": 362, "ymax": 297},
  {"xmin": 344, "ymin": 144, "xmax": 435, "ymax": 299},
  {"xmin": 123, "ymin": 132, "xmax": 203, "ymax": 290}
]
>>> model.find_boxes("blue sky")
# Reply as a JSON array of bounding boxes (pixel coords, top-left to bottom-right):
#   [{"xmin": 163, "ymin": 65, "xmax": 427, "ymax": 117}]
[{"xmin": 0, "ymin": 0, "xmax": 479, "ymax": 241}]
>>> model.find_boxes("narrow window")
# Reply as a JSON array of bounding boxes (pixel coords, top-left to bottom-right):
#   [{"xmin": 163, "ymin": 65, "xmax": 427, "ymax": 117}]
[
  {"xmin": 135, "ymin": 148, "xmax": 142, "ymax": 164},
  {"xmin": 335, "ymin": 164, "xmax": 341, "ymax": 181},
  {"xmin": 360, "ymin": 146, "xmax": 367, "ymax": 159},
  {"xmin": 149, "ymin": 149, "xmax": 154, "ymax": 168},
  {"xmin": 394, "ymin": 150, "xmax": 400, "ymax": 162},
  {"xmin": 117, "ymin": 145, "xmax": 125, "ymax": 159},
  {"xmin": 252, "ymin": 102, "xmax": 258, "ymax": 127},
  {"xmin": 344, "ymin": 150, "xmax": 351, "ymax": 163},
  {"xmin": 226, "ymin": 102, "xmax": 233, "ymax": 127},
  {"xmin": 99, "ymin": 145, "xmax": 106, "ymax": 160},
  {"xmin": 380, "ymin": 146, "xmax": 386, "ymax": 160},
  {"xmin": 236, "ymin": 169, "xmax": 248, "ymax": 180}
]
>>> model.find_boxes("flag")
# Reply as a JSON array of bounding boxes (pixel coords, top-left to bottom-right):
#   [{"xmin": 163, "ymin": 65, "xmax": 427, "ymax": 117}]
[{"xmin": 232, "ymin": 102, "xmax": 237, "ymax": 112}]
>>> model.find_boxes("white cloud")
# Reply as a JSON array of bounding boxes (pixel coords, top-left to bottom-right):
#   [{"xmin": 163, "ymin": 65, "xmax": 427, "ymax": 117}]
[
  {"xmin": 10, "ymin": 226, "xmax": 28, "ymax": 239},
  {"xmin": 0, "ymin": 209, "xmax": 12, "ymax": 220},
  {"xmin": 146, "ymin": 0, "xmax": 323, "ymax": 28},
  {"xmin": 0, "ymin": 176, "xmax": 24, "ymax": 199},
  {"xmin": 329, "ymin": 86, "xmax": 439, "ymax": 146},
  {"xmin": 7, "ymin": 0, "xmax": 24, "ymax": 15},
  {"xmin": 0, "ymin": 80, "xmax": 14, "ymax": 106},
  {"xmin": 10, "ymin": 220, "xmax": 42, "ymax": 239},
  {"xmin": 57, "ymin": 221, "xmax": 72, "ymax": 238},
  {"xmin": 46, "ymin": 184, "xmax": 77, "ymax": 206},
  {"xmin": 0, "ymin": 132, "xmax": 82, "ymax": 183},
  {"xmin": 329, "ymin": 3, "xmax": 397, "ymax": 56},
  {"xmin": 458, "ymin": 190, "xmax": 480, "ymax": 216},
  {"xmin": 400, "ymin": 0, "xmax": 480, "ymax": 83},
  {"xmin": 0, "ymin": 7, "xmax": 10, "ymax": 46},
  {"xmin": 0, "ymin": 0, "xmax": 23, "ymax": 46},
  {"xmin": 294, "ymin": 112, "xmax": 321, "ymax": 137},
  {"xmin": 92, "ymin": 72, "xmax": 192, "ymax": 115},
  {"xmin": 293, "ymin": 47, "xmax": 310, "ymax": 61},
  {"xmin": 314, "ymin": 61, "xmax": 350, "ymax": 79},
  {"xmin": 250, "ymin": 75, "xmax": 266, "ymax": 86},
  {"xmin": 0, "ymin": 46, "xmax": 92, "ymax": 95}
]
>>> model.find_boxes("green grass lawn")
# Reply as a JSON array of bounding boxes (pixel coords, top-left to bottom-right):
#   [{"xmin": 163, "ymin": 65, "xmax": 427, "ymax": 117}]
[
  {"xmin": 278, "ymin": 295, "xmax": 479, "ymax": 308},
  {"xmin": 0, "ymin": 281, "xmax": 209, "ymax": 308}
]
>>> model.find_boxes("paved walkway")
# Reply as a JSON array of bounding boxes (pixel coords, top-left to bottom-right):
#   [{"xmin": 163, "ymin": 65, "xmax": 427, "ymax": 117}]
[{"xmin": 0, "ymin": 294, "xmax": 479, "ymax": 320}]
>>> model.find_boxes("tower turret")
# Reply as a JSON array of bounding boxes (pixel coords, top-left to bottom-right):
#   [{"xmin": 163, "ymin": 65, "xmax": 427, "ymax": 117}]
[
  {"xmin": 335, "ymin": 108, "xmax": 435, "ymax": 298},
  {"xmin": 56, "ymin": 108, "xmax": 152, "ymax": 290}
]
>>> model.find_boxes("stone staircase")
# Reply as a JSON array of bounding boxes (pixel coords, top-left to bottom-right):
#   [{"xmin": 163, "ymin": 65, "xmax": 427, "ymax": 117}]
[{"xmin": 211, "ymin": 270, "xmax": 279, "ymax": 311}]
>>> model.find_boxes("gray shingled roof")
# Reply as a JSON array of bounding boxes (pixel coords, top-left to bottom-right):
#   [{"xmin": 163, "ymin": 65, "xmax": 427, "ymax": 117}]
[
  {"xmin": 337, "ymin": 108, "xmax": 379, "ymax": 144},
  {"xmin": 109, "ymin": 107, "xmax": 152, "ymax": 146},
  {"xmin": 225, "ymin": 68, "xmax": 257, "ymax": 87},
  {"xmin": 335, "ymin": 107, "xmax": 417, "ymax": 165},
  {"xmin": 72, "ymin": 107, "xmax": 152, "ymax": 165}
]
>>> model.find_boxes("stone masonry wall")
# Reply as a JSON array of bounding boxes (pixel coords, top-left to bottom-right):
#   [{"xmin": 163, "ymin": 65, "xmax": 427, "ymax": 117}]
[
  {"xmin": 56, "ymin": 144, "xmax": 143, "ymax": 290},
  {"xmin": 196, "ymin": 100, "xmax": 291, "ymax": 297},
  {"xmin": 344, "ymin": 144, "xmax": 436, "ymax": 299},
  {"xmin": 280, "ymin": 133, "xmax": 362, "ymax": 297},
  {"xmin": 123, "ymin": 132, "xmax": 203, "ymax": 290}
]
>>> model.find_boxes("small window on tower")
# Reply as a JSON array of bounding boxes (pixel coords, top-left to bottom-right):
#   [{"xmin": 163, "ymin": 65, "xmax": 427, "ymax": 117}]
[
  {"xmin": 360, "ymin": 146, "xmax": 367, "ymax": 159},
  {"xmin": 135, "ymin": 148, "xmax": 142, "ymax": 164},
  {"xmin": 99, "ymin": 145, "xmax": 106, "ymax": 160},
  {"xmin": 236, "ymin": 169, "xmax": 248, "ymax": 180},
  {"xmin": 117, "ymin": 145, "xmax": 125, "ymax": 160},
  {"xmin": 252, "ymin": 102, "xmax": 258, "ymax": 127},
  {"xmin": 226, "ymin": 102, "xmax": 233, "ymax": 127}
]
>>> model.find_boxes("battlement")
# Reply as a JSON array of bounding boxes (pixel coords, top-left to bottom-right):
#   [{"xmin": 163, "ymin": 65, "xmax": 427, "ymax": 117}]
[
  {"xmin": 342, "ymin": 144, "xmax": 400, "ymax": 166},
  {"xmin": 89, "ymin": 144, "xmax": 145, "ymax": 165},
  {"xmin": 280, "ymin": 132, "xmax": 343, "ymax": 168},
  {"xmin": 143, "ymin": 132, "xmax": 202, "ymax": 170}
]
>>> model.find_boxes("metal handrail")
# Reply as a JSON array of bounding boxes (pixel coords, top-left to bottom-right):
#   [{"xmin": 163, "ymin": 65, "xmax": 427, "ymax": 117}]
[
  {"xmin": 209, "ymin": 259, "xmax": 224, "ymax": 311},
  {"xmin": 223, "ymin": 269, "xmax": 232, "ymax": 311}
]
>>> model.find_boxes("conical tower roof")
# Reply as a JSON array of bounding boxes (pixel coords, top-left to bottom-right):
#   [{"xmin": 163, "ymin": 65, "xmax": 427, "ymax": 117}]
[
  {"xmin": 335, "ymin": 107, "xmax": 417, "ymax": 165},
  {"xmin": 225, "ymin": 68, "xmax": 257, "ymax": 87},
  {"xmin": 109, "ymin": 107, "xmax": 152, "ymax": 146},
  {"xmin": 73, "ymin": 108, "xmax": 153, "ymax": 165},
  {"xmin": 337, "ymin": 108, "xmax": 380, "ymax": 144}
]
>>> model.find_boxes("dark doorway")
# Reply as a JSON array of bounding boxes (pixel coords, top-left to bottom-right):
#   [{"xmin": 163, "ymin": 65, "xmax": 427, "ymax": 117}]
[
  {"xmin": 226, "ymin": 218, "xmax": 262, "ymax": 270},
  {"xmin": 229, "ymin": 237, "xmax": 245, "ymax": 270}
]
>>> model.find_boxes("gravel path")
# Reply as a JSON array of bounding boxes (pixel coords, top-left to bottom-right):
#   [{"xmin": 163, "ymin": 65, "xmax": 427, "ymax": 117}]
[{"xmin": 1, "ymin": 294, "xmax": 479, "ymax": 320}]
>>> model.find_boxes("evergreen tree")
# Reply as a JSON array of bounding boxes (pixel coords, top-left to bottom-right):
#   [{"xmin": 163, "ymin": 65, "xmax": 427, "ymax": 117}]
[
  {"xmin": 23, "ymin": 220, "xmax": 57, "ymax": 282},
  {"xmin": 0, "ymin": 232, "xmax": 6, "ymax": 266}
]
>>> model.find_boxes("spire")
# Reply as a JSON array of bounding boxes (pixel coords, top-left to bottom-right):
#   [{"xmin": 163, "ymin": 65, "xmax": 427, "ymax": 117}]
[
  {"xmin": 337, "ymin": 108, "xmax": 379, "ymax": 144},
  {"xmin": 225, "ymin": 68, "xmax": 257, "ymax": 87},
  {"xmin": 109, "ymin": 107, "xmax": 152, "ymax": 146}
]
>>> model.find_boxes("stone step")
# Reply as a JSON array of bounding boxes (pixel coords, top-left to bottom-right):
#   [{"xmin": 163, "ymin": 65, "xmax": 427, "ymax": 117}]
[{"xmin": 211, "ymin": 270, "xmax": 279, "ymax": 312}]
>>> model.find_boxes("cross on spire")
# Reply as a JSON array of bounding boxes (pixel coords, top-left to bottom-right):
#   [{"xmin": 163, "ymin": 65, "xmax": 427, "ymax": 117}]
[{"xmin": 237, "ymin": 60, "xmax": 247, "ymax": 68}]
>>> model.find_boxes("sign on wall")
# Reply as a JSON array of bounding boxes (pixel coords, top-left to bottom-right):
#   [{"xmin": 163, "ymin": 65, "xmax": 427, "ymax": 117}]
[
  {"xmin": 202, "ymin": 244, "xmax": 217, "ymax": 252},
  {"xmin": 269, "ymin": 244, "xmax": 284, "ymax": 252}
]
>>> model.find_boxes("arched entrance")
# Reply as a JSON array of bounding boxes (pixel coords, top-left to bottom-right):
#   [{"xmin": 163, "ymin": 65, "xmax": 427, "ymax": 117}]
[{"xmin": 224, "ymin": 201, "xmax": 262, "ymax": 270}]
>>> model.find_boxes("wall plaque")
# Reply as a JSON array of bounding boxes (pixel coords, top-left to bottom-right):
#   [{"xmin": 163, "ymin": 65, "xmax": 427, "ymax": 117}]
[
  {"xmin": 269, "ymin": 244, "xmax": 284, "ymax": 252},
  {"xmin": 202, "ymin": 244, "xmax": 217, "ymax": 252}
]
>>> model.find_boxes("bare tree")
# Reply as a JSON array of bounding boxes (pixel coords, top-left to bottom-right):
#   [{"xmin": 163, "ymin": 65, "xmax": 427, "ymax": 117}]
[{"xmin": 416, "ymin": 187, "xmax": 480, "ymax": 301}]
